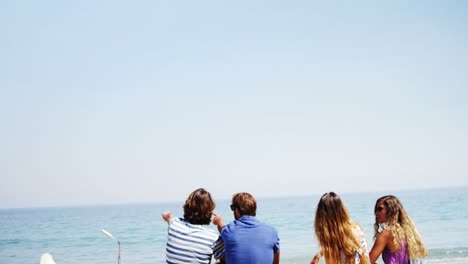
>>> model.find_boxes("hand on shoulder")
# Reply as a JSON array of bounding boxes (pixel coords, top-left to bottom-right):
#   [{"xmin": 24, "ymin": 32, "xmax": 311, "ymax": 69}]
[{"xmin": 212, "ymin": 213, "xmax": 225, "ymax": 232}]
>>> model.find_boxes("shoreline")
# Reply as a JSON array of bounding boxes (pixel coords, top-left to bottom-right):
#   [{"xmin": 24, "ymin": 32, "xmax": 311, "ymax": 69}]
[{"xmin": 280, "ymin": 247, "xmax": 468, "ymax": 264}]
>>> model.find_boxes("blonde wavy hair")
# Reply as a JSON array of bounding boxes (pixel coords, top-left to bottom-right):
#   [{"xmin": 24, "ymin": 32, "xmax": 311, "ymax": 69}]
[
  {"xmin": 315, "ymin": 192, "xmax": 370, "ymax": 264},
  {"xmin": 373, "ymin": 195, "xmax": 428, "ymax": 260}
]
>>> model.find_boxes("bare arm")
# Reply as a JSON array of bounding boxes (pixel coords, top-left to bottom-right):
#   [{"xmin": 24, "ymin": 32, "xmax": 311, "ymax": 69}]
[
  {"xmin": 369, "ymin": 229, "xmax": 390, "ymax": 264},
  {"xmin": 212, "ymin": 213, "xmax": 225, "ymax": 233},
  {"xmin": 272, "ymin": 252, "xmax": 280, "ymax": 264},
  {"xmin": 162, "ymin": 211, "xmax": 175, "ymax": 223}
]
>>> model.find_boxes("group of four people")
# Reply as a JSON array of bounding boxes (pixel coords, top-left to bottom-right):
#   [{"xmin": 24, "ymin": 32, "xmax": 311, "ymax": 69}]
[{"xmin": 162, "ymin": 188, "xmax": 427, "ymax": 264}]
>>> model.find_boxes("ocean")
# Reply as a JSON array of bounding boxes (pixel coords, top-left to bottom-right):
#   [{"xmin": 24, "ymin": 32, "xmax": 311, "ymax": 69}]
[{"xmin": 1, "ymin": 187, "xmax": 467, "ymax": 264}]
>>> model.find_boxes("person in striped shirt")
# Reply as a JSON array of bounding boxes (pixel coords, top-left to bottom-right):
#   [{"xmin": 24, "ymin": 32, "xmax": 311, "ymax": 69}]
[{"xmin": 162, "ymin": 188, "xmax": 225, "ymax": 264}]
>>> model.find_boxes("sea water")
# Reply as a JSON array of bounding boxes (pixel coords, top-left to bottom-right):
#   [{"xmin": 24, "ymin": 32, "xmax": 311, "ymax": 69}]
[{"xmin": 1, "ymin": 187, "xmax": 467, "ymax": 264}]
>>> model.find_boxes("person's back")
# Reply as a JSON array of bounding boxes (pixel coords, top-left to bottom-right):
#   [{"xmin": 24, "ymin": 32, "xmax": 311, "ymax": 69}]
[
  {"xmin": 165, "ymin": 216, "xmax": 223, "ymax": 263},
  {"xmin": 222, "ymin": 215, "xmax": 278, "ymax": 263},
  {"xmin": 382, "ymin": 240, "xmax": 409, "ymax": 264},
  {"xmin": 162, "ymin": 188, "xmax": 224, "ymax": 264},
  {"xmin": 213, "ymin": 192, "xmax": 280, "ymax": 264},
  {"xmin": 311, "ymin": 192, "xmax": 370, "ymax": 264}
]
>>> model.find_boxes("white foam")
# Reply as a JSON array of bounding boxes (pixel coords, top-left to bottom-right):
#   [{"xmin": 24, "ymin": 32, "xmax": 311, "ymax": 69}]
[{"xmin": 425, "ymin": 257, "xmax": 468, "ymax": 264}]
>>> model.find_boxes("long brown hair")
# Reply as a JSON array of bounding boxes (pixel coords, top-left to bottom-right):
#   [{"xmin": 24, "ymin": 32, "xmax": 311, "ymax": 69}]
[
  {"xmin": 315, "ymin": 192, "xmax": 369, "ymax": 264},
  {"xmin": 373, "ymin": 195, "xmax": 428, "ymax": 260}
]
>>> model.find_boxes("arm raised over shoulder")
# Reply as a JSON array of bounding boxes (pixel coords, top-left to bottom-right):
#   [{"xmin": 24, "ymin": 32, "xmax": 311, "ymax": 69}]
[{"xmin": 212, "ymin": 213, "xmax": 225, "ymax": 233}]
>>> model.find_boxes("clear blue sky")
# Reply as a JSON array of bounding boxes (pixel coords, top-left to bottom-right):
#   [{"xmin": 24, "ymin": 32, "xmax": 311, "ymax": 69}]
[{"xmin": 2, "ymin": 1, "xmax": 467, "ymax": 208}]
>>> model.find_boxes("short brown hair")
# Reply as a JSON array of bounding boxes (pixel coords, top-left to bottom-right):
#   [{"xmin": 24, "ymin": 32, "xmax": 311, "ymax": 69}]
[
  {"xmin": 183, "ymin": 188, "xmax": 215, "ymax": 225},
  {"xmin": 231, "ymin": 192, "xmax": 256, "ymax": 216}
]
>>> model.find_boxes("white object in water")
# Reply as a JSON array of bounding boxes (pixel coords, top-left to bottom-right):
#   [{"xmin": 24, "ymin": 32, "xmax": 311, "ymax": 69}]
[
  {"xmin": 40, "ymin": 253, "xmax": 56, "ymax": 264},
  {"xmin": 101, "ymin": 229, "xmax": 116, "ymax": 239},
  {"xmin": 101, "ymin": 229, "xmax": 121, "ymax": 264}
]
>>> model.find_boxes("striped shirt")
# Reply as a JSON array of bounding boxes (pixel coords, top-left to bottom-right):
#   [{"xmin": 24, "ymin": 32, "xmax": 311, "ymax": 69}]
[{"xmin": 165, "ymin": 217, "xmax": 224, "ymax": 264}]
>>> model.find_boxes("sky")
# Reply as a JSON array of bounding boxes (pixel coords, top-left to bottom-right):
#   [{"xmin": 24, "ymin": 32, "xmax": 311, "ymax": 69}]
[{"xmin": 1, "ymin": 1, "xmax": 468, "ymax": 208}]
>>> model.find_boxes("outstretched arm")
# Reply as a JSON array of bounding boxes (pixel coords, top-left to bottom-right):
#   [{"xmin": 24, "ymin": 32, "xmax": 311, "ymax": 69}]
[
  {"xmin": 162, "ymin": 211, "xmax": 175, "ymax": 223},
  {"xmin": 212, "ymin": 213, "xmax": 225, "ymax": 233}
]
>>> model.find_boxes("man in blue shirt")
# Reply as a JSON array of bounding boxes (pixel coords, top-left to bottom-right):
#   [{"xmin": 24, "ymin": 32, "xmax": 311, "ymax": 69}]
[{"xmin": 213, "ymin": 192, "xmax": 280, "ymax": 264}]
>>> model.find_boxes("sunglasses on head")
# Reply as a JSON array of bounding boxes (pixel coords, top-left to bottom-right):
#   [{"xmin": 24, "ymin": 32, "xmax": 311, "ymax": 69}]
[{"xmin": 375, "ymin": 206, "xmax": 385, "ymax": 212}]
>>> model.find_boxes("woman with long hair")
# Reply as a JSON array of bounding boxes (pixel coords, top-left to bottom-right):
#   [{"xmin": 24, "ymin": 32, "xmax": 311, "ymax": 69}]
[
  {"xmin": 312, "ymin": 192, "xmax": 370, "ymax": 264},
  {"xmin": 369, "ymin": 195, "xmax": 428, "ymax": 264}
]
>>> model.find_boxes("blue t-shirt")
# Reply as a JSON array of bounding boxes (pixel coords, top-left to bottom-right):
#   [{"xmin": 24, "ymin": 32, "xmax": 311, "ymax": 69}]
[{"xmin": 221, "ymin": 215, "xmax": 280, "ymax": 264}]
